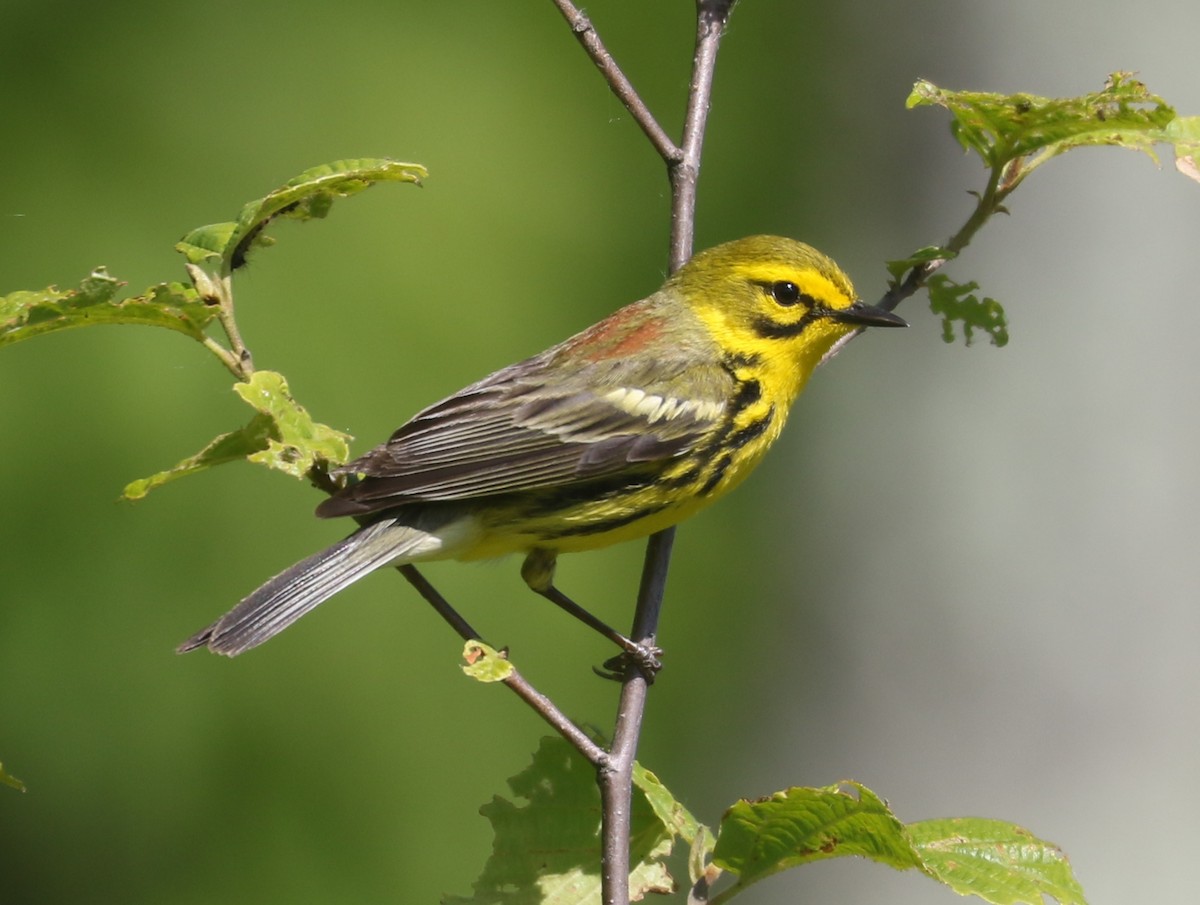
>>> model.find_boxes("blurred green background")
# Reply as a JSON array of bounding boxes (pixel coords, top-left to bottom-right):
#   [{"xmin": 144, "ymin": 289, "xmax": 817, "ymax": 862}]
[{"xmin": 3, "ymin": 1, "xmax": 1198, "ymax": 903}]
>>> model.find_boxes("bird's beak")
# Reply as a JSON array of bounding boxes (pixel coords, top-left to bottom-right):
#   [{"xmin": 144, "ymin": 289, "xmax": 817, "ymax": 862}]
[{"xmin": 829, "ymin": 300, "xmax": 908, "ymax": 328}]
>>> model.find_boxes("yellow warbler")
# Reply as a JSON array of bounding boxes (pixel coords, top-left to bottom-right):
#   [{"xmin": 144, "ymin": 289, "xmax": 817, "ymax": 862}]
[{"xmin": 181, "ymin": 236, "xmax": 904, "ymax": 659}]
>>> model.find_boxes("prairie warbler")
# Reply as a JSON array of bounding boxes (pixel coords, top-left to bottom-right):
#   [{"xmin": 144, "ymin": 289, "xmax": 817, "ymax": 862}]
[{"xmin": 181, "ymin": 236, "xmax": 904, "ymax": 659}]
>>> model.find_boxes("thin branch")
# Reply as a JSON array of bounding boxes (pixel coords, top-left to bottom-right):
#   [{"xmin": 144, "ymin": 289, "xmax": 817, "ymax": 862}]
[
  {"xmin": 668, "ymin": 0, "xmax": 733, "ymax": 269},
  {"xmin": 878, "ymin": 162, "xmax": 1008, "ymax": 313},
  {"xmin": 598, "ymin": 527, "xmax": 674, "ymax": 896},
  {"xmin": 201, "ymin": 335, "xmax": 245, "ymax": 379},
  {"xmin": 212, "ymin": 273, "xmax": 255, "ymax": 375},
  {"xmin": 185, "ymin": 262, "xmax": 254, "ymax": 379},
  {"xmin": 549, "ymin": 0, "xmax": 682, "ymax": 163},
  {"xmin": 815, "ymin": 160, "xmax": 1010, "ymax": 369}
]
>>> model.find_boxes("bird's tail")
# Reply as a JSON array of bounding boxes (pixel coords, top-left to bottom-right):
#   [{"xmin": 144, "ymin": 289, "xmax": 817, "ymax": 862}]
[{"xmin": 178, "ymin": 519, "xmax": 429, "ymax": 657}]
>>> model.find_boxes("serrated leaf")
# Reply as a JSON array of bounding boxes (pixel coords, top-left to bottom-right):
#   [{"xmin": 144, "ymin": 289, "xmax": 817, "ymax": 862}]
[
  {"xmin": 461, "ymin": 641, "xmax": 514, "ymax": 683},
  {"xmin": 123, "ymin": 370, "xmax": 350, "ymax": 500},
  {"xmin": 712, "ymin": 783, "xmax": 1088, "ymax": 905},
  {"xmin": 909, "ymin": 817, "xmax": 1087, "ymax": 905},
  {"xmin": 712, "ymin": 782, "xmax": 922, "ymax": 888},
  {"xmin": 909, "ymin": 72, "xmax": 1196, "ymax": 185},
  {"xmin": 444, "ymin": 737, "xmax": 676, "ymax": 905},
  {"xmin": 0, "ymin": 269, "xmax": 219, "ymax": 347},
  {"xmin": 1, "ymin": 761, "xmax": 26, "ymax": 793},
  {"xmin": 927, "ymin": 275, "xmax": 1009, "ymax": 347},
  {"xmin": 176, "ymin": 158, "xmax": 427, "ymax": 276}
]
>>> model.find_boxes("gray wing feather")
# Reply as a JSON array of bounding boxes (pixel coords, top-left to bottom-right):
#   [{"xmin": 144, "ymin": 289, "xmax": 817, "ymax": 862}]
[{"xmin": 318, "ymin": 350, "xmax": 732, "ymax": 518}]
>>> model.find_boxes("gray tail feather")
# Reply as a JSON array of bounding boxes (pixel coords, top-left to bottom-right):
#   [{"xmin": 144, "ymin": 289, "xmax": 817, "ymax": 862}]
[{"xmin": 178, "ymin": 519, "xmax": 417, "ymax": 657}]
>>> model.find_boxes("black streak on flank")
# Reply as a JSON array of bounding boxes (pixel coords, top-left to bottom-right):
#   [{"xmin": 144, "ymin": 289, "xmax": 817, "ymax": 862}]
[
  {"xmin": 696, "ymin": 408, "xmax": 774, "ymax": 497},
  {"xmin": 545, "ymin": 502, "xmax": 674, "ymax": 538}
]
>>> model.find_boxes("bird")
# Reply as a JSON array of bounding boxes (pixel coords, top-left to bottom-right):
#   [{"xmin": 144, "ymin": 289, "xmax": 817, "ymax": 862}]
[{"xmin": 179, "ymin": 235, "xmax": 905, "ymax": 660}]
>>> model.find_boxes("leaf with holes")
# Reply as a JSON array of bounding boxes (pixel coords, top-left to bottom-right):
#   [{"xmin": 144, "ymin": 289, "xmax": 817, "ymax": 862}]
[
  {"xmin": 909, "ymin": 72, "xmax": 1198, "ymax": 188},
  {"xmin": 927, "ymin": 275, "xmax": 1008, "ymax": 347},
  {"xmin": 1, "ymin": 269, "xmax": 218, "ymax": 348},
  {"xmin": 445, "ymin": 737, "xmax": 678, "ymax": 905}
]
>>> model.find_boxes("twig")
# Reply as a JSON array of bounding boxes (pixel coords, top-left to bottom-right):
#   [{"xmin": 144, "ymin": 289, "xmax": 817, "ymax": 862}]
[
  {"xmin": 185, "ymin": 263, "xmax": 255, "ymax": 379},
  {"xmin": 201, "ymin": 335, "xmax": 246, "ymax": 379},
  {"xmin": 549, "ymin": 0, "xmax": 682, "ymax": 163},
  {"xmin": 397, "ymin": 564, "xmax": 607, "ymax": 763},
  {"xmin": 878, "ymin": 162, "xmax": 1008, "ymax": 312},
  {"xmin": 667, "ymin": 0, "xmax": 733, "ymax": 268},
  {"xmin": 599, "ymin": 527, "xmax": 675, "ymax": 897},
  {"xmin": 210, "ymin": 273, "xmax": 255, "ymax": 376}
]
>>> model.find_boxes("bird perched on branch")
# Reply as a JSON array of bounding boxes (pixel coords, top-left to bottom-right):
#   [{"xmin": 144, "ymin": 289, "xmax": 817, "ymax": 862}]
[{"xmin": 180, "ymin": 235, "xmax": 905, "ymax": 662}]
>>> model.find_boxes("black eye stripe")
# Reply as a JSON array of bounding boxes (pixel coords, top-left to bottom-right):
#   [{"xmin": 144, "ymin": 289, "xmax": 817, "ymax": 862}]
[{"xmin": 752, "ymin": 309, "xmax": 820, "ymax": 339}]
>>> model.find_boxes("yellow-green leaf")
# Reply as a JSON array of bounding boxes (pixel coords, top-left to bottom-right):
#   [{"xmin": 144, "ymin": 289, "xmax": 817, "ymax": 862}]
[
  {"xmin": 461, "ymin": 641, "xmax": 514, "ymax": 683},
  {"xmin": 123, "ymin": 370, "xmax": 350, "ymax": 500},
  {"xmin": 176, "ymin": 158, "xmax": 427, "ymax": 276},
  {"xmin": 122, "ymin": 413, "xmax": 276, "ymax": 500},
  {"xmin": 233, "ymin": 371, "xmax": 351, "ymax": 478}
]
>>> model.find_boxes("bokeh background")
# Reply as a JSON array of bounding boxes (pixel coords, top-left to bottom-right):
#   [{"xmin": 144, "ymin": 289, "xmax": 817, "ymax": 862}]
[{"xmin": 2, "ymin": 1, "xmax": 1198, "ymax": 903}]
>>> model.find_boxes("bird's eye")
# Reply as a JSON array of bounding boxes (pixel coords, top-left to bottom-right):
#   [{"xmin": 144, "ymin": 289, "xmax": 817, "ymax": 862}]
[{"xmin": 770, "ymin": 281, "xmax": 801, "ymax": 306}]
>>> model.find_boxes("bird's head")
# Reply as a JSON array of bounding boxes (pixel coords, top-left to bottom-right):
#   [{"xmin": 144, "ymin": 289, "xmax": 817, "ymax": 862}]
[{"xmin": 669, "ymin": 235, "xmax": 905, "ymax": 384}]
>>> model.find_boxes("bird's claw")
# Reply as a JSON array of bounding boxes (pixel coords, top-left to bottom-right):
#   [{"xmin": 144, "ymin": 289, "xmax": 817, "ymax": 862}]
[{"xmin": 594, "ymin": 642, "xmax": 663, "ymax": 683}]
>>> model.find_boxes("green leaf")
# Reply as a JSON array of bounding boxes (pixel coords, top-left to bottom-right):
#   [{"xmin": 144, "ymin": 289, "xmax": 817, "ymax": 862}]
[
  {"xmin": 633, "ymin": 761, "xmax": 703, "ymax": 846},
  {"xmin": 909, "ymin": 817, "xmax": 1087, "ymax": 905},
  {"xmin": 908, "ymin": 72, "xmax": 1196, "ymax": 186},
  {"xmin": 444, "ymin": 737, "xmax": 676, "ymax": 905},
  {"xmin": 927, "ymin": 275, "xmax": 1009, "ymax": 347},
  {"xmin": 1164, "ymin": 115, "xmax": 1200, "ymax": 183},
  {"xmin": 123, "ymin": 370, "xmax": 350, "ymax": 500},
  {"xmin": 711, "ymin": 783, "xmax": 1088, "ymax": 905},
  {"xmin": 122, "ymin": 412, "xmax": 276, "ymax": 500},
  {"xmin": 176, "ymin": 158, "xmax": 428, "ymax": 276},
  {"xmin": 885, "ymin": 246, "xmax": 955, "ymax": 285},
  {"xmin": 174, "ymin": 222, "xmax": 240, "ymax": 271},
  {"xmin": 0, "ymin": 269, "xmax": 220, "ymax": 347},
  {"xmin": 688, "ymin": 824, "xmax": 717, "ymax": 888},
  {"xmin": 0, "ymin": 761, "xmax": 26, "ymax": 793},
  {"xmin": 461, "ymin": 641, "xmax": 514, "ymax": 683},
  {"xmin": 712, "ymin": 782, "xmax": 922, "ymax": 889}
]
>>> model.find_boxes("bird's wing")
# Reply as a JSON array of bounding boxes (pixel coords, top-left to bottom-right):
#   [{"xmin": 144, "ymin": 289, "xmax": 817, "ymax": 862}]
[{"xmin": 317, "ymin": 346, "xmax": 732, "ymax": 518}]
